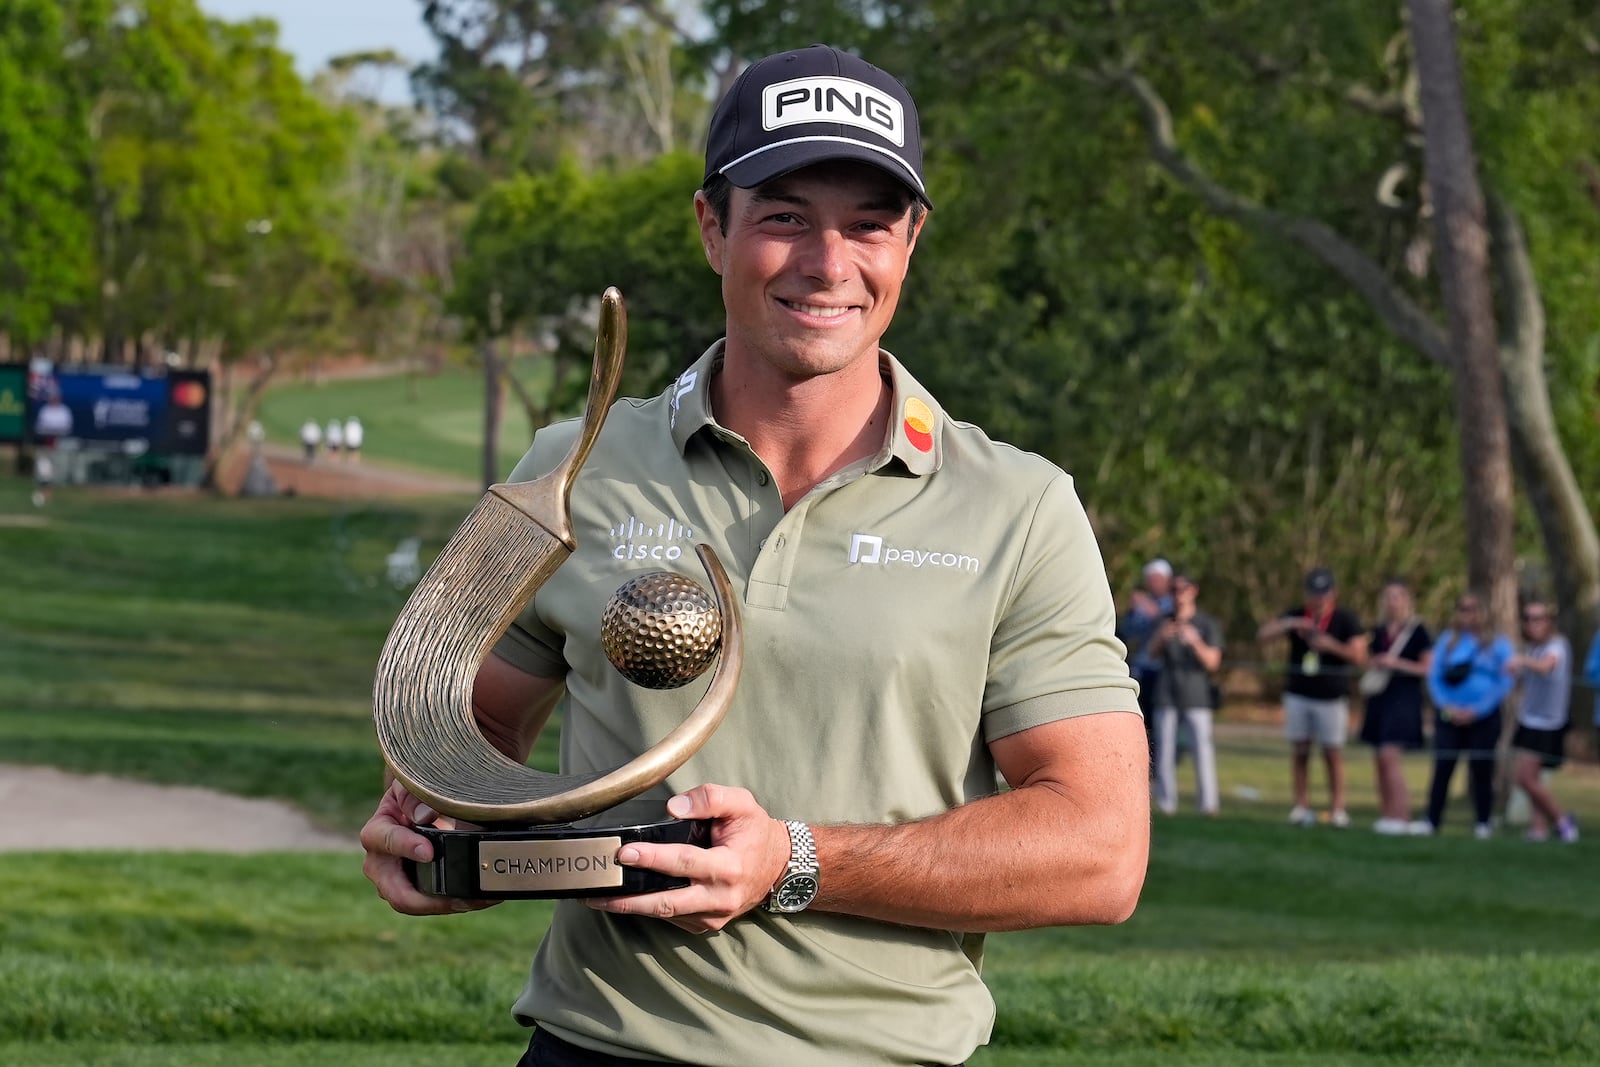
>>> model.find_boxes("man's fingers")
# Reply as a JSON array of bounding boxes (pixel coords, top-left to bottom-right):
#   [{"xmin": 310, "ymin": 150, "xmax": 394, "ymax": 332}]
[{"xmin": 359, "ymin": 816, "xmax": 431, "ymax": 862}]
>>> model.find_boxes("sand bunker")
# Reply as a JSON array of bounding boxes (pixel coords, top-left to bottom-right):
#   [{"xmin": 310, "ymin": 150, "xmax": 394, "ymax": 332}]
[{"xmin": 0, "ymin": 763, "xmax": 356, "ymax": 852}]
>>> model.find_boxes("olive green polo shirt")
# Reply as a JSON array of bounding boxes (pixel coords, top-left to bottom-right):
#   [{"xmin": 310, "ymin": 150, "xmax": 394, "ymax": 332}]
[{"xmin": 493, "ymin": 340, "xmax": 1137, "ymax": 1067}]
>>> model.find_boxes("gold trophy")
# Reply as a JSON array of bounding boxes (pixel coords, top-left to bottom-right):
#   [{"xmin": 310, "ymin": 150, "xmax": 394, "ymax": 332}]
[{"xmin": 370, "ymin": 290, "xmax": 742, "ymax": 898}]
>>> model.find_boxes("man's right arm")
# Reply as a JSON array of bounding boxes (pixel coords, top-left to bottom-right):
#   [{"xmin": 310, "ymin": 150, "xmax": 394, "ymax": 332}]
[{"xmin": 360, "ymin": 654, "xmax": 566, "ymax": 915}]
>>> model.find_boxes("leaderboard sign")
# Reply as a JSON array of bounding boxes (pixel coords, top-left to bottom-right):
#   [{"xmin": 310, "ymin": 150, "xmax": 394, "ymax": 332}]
[{"xmin": 0, "ymin": 363, "xmax": 211, "ymax": 455}]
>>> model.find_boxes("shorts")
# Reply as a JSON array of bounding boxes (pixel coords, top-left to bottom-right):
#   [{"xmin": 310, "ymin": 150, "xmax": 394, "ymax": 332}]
[
  {"xmin": 1512, "ymin": 723, "xmax": 1567, "ymax": 769},
  {"xmin": 1284, "ymin": 693, "xmax": 1349, "ymax": 747}
]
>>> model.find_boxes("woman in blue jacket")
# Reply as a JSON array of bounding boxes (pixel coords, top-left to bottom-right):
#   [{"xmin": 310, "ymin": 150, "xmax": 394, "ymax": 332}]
[{"xmin": 1423, "ymin": 592, "xmax": 1515, "ymax": 838}]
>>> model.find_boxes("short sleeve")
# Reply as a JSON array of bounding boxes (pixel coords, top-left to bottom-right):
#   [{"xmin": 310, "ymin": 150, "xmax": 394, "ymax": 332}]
[{"xmin": 982, "ymin": 474, "xmax": 1140, "ymax": 741}]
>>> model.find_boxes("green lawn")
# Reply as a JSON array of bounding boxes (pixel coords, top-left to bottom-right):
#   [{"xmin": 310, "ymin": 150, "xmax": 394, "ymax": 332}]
[
  {"xmin": 3, "ymin": 479, "xmax": 1598, "ymax": 1065},
  {"xmin": 254, "ymin": 359, "xmax": 558, "ymax": 483}
]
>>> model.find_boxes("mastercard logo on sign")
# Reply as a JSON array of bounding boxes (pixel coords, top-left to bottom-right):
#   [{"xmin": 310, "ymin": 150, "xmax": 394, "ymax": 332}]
[
  {"xmin": 902, "ymin": 397, "xmax": 934, "ymax": 453},
  {"xmin": 172, "ymin": 380, "xmax": 208, "ymax": 408}
]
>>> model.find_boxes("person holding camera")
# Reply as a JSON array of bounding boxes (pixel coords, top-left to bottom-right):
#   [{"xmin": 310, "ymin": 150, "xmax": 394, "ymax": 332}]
[
  {"xmin": 1258, "ymin": 567, "xmax": 1367, "ymax": 828},
  {"xmin": 1421, "ymin": 591, "xmax": 1515, "ymax": 838},
  {"xmin": 1147, "ymin": 572, "xmax": 1223, "ymax": 815}
]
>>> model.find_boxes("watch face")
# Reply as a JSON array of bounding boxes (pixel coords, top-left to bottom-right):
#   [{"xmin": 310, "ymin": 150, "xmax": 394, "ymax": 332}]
[{"xmin": 775, "ymin": 873, "xmax": 818, "ymax": 911}]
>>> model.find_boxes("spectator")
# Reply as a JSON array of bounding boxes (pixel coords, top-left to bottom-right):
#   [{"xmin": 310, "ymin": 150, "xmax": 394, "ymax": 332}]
[
  {"xmin": 1584, "ymin": 629, "xmax": 1600, "ymax": 760},
  {"xmin": 1422, "ymin": 591, "xmax": 1515, "ymax": 838},
  {"xmin": 1148, "ymin": 571, "xmax": 1223, "ymax": 816},
  {"xmin": 300, "ymin": 419, "xmax": 321, "ymax": 463},
  {"xmin": 1509, "ymin": 601, "xmax": 1578, "ymax": 842},
  {"xmin": 31, "ymin": 450, "xmax": 55, "ymax": 507},
  {"xmin": 1358, "ymin": 579, "xmax": 1433, "ymax": 835},
  {"xmin": 33, "ymin": 387, "xmax": 73, "ymax": 442},
  {"xmin": 1257, "ymin": 567, "xmax": 1367, "ymax": 828},
  {"xmin": 325, "ymin": 417, "xmax": 344, "ymax": 459},
  {"xmin": 1118, "ymin": 558, "xmax": 1174, "ymax": 727},
  {"xmin": 343, "ymin": 416, "xmax": 364, "ymax": 462}
]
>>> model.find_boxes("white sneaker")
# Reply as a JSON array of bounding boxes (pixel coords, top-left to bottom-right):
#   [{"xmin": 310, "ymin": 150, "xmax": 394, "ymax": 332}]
[
  {"xmin": 1329, "ymin": 809, "xmax": 1351, "ymax": 829},
  {"xmin": 1288, "ymin": 805, "xmax": 1316, "ymax": 827},
  {"xmin": 1407, "ymin": 820, "xmax": 1436, "ymax": 836},
  {"xmin": 1473, "ymin": 823, "xmax": 1494, "ymax": 840},
  {"xmin": 1373, "ymin": 818, "xmax": 1407, "ymax": 835}
]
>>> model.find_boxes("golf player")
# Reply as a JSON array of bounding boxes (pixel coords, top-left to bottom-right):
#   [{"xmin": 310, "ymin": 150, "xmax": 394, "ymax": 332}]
[{"xmin": 362, "ymin": 44, "xmax": 1149, "ymax": 1067}]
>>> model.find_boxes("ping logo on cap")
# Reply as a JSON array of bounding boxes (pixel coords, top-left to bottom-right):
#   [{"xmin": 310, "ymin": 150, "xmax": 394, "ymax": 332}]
[{"xmin": 762, "ymin": 76, "xmax": 905, "ymax": 147}]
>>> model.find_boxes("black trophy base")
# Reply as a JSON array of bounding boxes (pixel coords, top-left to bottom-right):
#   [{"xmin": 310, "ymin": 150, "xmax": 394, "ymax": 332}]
[{"xmin": 404, "ymin": 804, "xmax": 710, "ymax": 900}]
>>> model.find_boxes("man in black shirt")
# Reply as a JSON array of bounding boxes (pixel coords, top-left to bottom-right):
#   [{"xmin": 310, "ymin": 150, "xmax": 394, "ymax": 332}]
[{"xmin": 1257, "ymin": 568, "xmax": 1368, "ymax": 827}]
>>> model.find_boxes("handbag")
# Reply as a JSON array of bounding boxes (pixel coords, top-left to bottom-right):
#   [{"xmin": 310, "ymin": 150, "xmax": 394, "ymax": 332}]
[{"xmin": 1359, "ymin": 619, "xmax": 1418, "ymax": 697}]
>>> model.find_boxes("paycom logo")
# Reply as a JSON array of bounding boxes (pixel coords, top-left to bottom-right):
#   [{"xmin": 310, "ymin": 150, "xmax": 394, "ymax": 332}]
[{"xmin": 848, "ymin": 533, "xmax": 980, "ymax": 574}]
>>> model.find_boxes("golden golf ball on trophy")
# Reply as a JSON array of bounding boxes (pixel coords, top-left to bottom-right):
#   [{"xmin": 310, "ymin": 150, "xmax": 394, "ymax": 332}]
[{"xmin": 601, "ymin": 571, "xmax": 723, "ymax": 689}]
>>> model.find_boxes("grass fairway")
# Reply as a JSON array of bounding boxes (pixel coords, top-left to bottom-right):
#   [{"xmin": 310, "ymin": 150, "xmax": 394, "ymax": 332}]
[
  {"xmin": 255, "ymin": 361, "xmax": 552, "ymax": 482},
  {"xmin": 3, "ymin": 481, "xmax": 1599, "ymax": 1064}
]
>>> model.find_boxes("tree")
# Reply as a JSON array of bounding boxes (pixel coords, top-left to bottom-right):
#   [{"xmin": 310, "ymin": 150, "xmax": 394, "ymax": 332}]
[
  {"xmin": 452, "ymin": 151, "xmax": 722, "ymax": 408},
  {"xmin": 0, "ymin": 0, "xmax": 93, "ymax": 345},
  {"xmin": 1406, "ymin": 0, "xmax": 1516, "ymax": 629}
]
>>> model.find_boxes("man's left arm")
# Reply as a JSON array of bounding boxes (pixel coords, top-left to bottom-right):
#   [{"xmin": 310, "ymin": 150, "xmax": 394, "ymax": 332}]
[
  {"xmin": 808, "ymin": 709, "xmax": 1149, "ymax": 930},
  {"xmin": 591, "ymin": 711, "xmax": 1148, "ymax": 934}
]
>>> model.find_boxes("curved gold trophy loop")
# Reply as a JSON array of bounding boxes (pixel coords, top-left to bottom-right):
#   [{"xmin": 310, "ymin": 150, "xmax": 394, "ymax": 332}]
[{"xmin": 371, "ymin": 288, "xmax": 740, "ymax": 825}]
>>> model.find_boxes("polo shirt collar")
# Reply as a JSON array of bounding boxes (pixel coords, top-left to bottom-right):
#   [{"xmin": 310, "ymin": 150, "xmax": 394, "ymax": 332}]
[{"xmin": 665, "ymin": 340, "xmax": 946, "ymax": 477}]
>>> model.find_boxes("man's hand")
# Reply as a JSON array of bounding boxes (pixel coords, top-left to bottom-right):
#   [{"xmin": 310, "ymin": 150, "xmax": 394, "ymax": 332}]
[
  {"xmin": 584, "ymin": 784, "xmax": 791, "ymax": 935},
  {"xmin": 360, "ymin": 778, "xmax": 501, "ymax": 916},
  {"xmin": 1307, "ymin": 631, "xmax": 1340, "ymax": 653}
]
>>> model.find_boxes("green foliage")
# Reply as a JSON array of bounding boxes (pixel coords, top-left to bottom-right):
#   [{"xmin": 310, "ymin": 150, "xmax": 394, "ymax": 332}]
[
  {"xmin": 0, "ymin": 1, "xmax": 363, "ymax": 358},
  {"xmin": 453, "ymin": 151, "xmax": 722, "ymax": 397},
  {"xmin": 0, "ymin": 1, "xmax": 94, "ymax": 340},
  {"xmin": 705, "ymin": 1, "xmax": 1599, "ymax": 631}
]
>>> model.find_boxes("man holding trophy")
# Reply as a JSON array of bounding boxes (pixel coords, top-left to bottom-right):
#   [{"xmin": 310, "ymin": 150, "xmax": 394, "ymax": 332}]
[{"xmin": 361, "ymin": 44, "xmax": 1149, "ymax": 1067}]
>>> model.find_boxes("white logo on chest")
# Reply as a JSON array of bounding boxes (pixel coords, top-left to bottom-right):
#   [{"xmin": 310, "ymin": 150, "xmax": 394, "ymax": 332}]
[
  {"xmin": 611, "ymin": 514, "xmax": 696, "ymax": 563},
  {"xmin": 848, "ymin": 532, "xmax": 981, "ymax": 574}
]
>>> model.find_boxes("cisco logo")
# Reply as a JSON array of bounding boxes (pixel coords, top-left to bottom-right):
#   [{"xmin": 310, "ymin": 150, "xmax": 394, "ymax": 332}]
[{"xmin": 610, "ymin": 515, "xmax": 695, "ymax": 563}]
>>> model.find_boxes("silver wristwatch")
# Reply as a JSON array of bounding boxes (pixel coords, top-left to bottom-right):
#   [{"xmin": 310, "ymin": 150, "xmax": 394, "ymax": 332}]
[{"xmin": 765, "ymin": 819, "xmax": 819, "ymax": 913}]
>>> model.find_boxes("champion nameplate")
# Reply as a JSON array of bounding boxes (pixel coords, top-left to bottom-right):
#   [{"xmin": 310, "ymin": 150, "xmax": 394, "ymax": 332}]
[{"xmin": 479, "ymin": 836, "xmax": 625, "ymax": 892}]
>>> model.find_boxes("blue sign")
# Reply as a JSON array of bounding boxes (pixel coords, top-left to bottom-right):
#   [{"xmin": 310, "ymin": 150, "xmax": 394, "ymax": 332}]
[
  {"xmin": 52, "ymin": 370, "xmax": 169, "ymax": 444},
  {"xmin": 23, "ymin": 365, "xmax": 209, "ymax": 454}
]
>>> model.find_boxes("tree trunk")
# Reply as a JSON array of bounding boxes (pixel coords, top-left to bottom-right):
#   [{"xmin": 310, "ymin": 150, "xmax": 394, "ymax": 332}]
[
  {"xmin": 482, "ymin": 336, "xmax": 503, "ymax": 490},
  {"xmin": 1487, "ymin": 195, "xmax": 1600, "ymax": 671},
  {"xmin": 1407, "ymin": 0, "xmax": 1518, "ymax": 632},
  {"xmin": 200, "ymin": 352, "xmax": 277, "ymax": 492},
  {"xmin": 481, "ymin": 290, "xmax": 506, "ymax": 489}
]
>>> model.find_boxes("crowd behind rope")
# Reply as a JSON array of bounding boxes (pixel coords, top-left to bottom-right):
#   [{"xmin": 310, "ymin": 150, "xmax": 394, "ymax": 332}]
[{"xmin": 1119, "ymin": 561, "xmax": 1590, "ymax": 843}]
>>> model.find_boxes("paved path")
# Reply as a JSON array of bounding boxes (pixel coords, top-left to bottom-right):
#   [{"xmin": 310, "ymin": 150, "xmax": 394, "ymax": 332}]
[
  {"xmin": 250, "ymin": 444, "xmax": 479, "ymax": 499},
  {"xmin": 0, "ymin": 764, "xmax": 356, "ymax": 852}
]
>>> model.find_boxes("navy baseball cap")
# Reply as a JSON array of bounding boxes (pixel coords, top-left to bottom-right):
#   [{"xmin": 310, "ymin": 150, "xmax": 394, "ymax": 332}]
[
  {"xmin": 703, "ymin": 44, "xmax": 931, "ymax": 206},
  {"xmin": 1304, "ymin": 567, "xmax": 1336, "ymax": 595}
]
